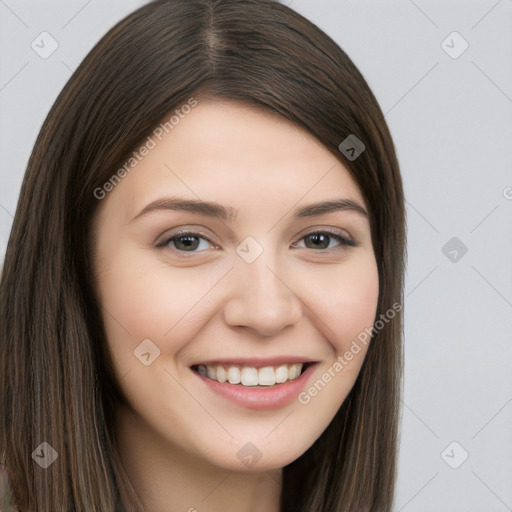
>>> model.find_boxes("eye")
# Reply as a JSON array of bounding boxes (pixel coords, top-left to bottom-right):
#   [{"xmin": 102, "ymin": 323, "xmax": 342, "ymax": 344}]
[
  {"xmin": 292, "ymin": 230, "xmax": 356, "ymax": 251},
  {"xmin": 156, "ymin": 231, "xmax": 215, "ymax": 254},
  {"xmin": 156, "ymin": 228, "xmax": 356, "ymax": 255}
]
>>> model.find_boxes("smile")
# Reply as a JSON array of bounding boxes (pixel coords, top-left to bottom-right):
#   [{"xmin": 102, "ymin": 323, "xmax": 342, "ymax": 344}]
[
  {"xmin": 190, "ymin": 359, "xmax": 318, "ymax": 410},
  {"xmin": 192, "ymin": 362, "xmax": 308, "ymax": 387}
]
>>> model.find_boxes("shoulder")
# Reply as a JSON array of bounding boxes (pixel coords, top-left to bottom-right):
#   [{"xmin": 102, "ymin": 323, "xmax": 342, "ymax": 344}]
[{"xmin": 0, "ymin": 462, "xmax": 19, "ymax": 512}]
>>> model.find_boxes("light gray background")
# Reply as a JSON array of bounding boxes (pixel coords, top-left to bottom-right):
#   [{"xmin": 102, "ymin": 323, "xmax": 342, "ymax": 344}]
[{"xmin": 1, "ymin": 1, "xmax": 511, "ymax": 511}]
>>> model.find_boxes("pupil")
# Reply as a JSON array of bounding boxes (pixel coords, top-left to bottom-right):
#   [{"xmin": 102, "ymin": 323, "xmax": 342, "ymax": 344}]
[
  {"xmin": 308, "ymin": 234, "xmax": 328, "ymax": 249},
  {"xmin": 177, "ymin": 235, "xmax": 198, "ymax": 251},
  {"xmin": 174, "ymin": 234, "xmax": 330, "ymax": 251}
]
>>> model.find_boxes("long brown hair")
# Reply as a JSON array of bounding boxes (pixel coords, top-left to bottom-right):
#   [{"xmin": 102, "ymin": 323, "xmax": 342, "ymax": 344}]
[{"xmin": 0, "ymin": 1, "xmax": 406, "ymax": 510}]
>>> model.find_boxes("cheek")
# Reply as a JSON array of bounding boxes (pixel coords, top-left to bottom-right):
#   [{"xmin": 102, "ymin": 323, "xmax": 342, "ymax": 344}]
[
  {"xmin": 95, "ymin": 248, "xmax": 228, "ymax": 367},
  {"xmin": 293, "ymin": 255, "xmax": 379, "ymax": 427},
  {"xmin": 300, "ymin": 252, "xmax": 379, "ymax": 354}
]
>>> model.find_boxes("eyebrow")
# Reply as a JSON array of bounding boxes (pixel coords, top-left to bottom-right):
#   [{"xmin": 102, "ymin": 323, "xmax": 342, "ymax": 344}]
[{"xmin": 130, "ymin": 196, "xmax": 369, "ymax": 223}]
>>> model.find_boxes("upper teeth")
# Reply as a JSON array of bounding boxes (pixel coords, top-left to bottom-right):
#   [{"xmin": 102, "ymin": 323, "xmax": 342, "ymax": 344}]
[{"xmin": 196, "ymin": 363, "xmax": 304, "ymax": 386}]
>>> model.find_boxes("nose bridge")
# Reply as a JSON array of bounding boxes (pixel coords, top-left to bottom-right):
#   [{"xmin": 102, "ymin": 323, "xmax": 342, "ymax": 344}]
[{"xmin": 223, "ymin": 241, "xmax": 302, "ymax": 335}]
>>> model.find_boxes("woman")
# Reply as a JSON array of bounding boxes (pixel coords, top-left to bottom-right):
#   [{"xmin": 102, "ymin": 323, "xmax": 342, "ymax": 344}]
[{"xmin": 0, "ymin": 0, "xmax": 406, "ymax": 510}]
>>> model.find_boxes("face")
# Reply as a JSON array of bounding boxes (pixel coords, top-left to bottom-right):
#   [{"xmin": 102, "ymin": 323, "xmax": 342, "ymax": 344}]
[{"xmin": 90, "ymin": 100, "xmax": 379, "ymax": 472}]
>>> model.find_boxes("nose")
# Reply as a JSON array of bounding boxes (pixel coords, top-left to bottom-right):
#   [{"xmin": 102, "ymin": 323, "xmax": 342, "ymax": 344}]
[{"xmin": 222, "ymin": 255, "xmax": 303, "ymax": 337}]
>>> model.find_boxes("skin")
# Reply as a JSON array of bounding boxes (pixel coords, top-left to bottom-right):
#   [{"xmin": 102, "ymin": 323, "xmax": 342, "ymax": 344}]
[{"xmin": 90, "ymin": 100, "xmax": 379, "ymax": 512}]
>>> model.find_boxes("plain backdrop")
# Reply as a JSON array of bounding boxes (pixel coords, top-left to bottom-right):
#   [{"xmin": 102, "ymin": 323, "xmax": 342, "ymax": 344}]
[{"xmin": 1, "ymin": 1, "xmax": 511, "ymax": 511}]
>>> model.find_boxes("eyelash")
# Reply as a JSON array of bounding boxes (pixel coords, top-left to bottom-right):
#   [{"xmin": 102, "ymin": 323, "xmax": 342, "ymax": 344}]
[{"xmin": 156, "ymin": 229, "xmax": 356, "ymax": 256}]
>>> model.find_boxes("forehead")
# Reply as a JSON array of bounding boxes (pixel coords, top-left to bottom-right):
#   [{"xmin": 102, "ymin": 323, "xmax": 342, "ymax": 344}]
[{"xmin": 97, "ymin": 99, "xmax": 366, "ymax": 226}]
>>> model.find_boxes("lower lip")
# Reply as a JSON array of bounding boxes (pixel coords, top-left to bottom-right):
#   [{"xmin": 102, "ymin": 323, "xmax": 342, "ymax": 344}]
[{"xmin": 192, "ymin": 364, "xmax": 317, "ymax": 410}]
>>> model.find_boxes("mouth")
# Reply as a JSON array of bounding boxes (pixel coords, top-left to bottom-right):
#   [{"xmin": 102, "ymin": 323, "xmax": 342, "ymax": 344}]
[{"xmin": 190, "ymin": 361, "xmax": 314, "ymax": 388}]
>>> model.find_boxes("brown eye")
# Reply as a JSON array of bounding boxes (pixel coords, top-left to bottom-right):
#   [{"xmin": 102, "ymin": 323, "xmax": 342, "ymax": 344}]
[
  {"xmin": 172, "ymin": 234, "xmax": 202, "ymax": 251},
  {"xmin": 304, "ymin": 233, "xmax": 331, "ymax": 250},
  {"xmin": 295, "ymin": 230, "xmax": 356, "ymax": 251},
  {"xmin": 157, "ymin": 231, "xmax": 214, "ymax": 253}
]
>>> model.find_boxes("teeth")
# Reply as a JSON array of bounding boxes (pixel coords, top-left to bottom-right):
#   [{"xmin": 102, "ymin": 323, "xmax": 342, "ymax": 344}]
[
  {"xmin": 216, "ymin": 366, "xmax": 227, "ymax": 383},
  {"xmin": 241, "ymin": 367, "xmax": 258, "ymax": 386},
  {"xmin": 275, "ymin": 365, "xmax": 288, "ymax": 383},
  {"xmin": 258, "ymin": 367, "xmax": 275, "ymax": 386},
  {"xmin": 227, "ymin": 366, "xmax": 241, "ymax": 384},
  {"xmin": 289, "ymin": 363, "xmax": 302, "ymax": 379},
  {"xmin": 196, "ymin": 363, "xmax": 305, "ymax": 386}
]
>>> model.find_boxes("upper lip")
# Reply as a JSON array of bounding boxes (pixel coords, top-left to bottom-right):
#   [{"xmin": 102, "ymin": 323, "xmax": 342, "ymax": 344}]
[{"xmin": 191, "ymin": 356, "xmax": 317, "ymax": 369}]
